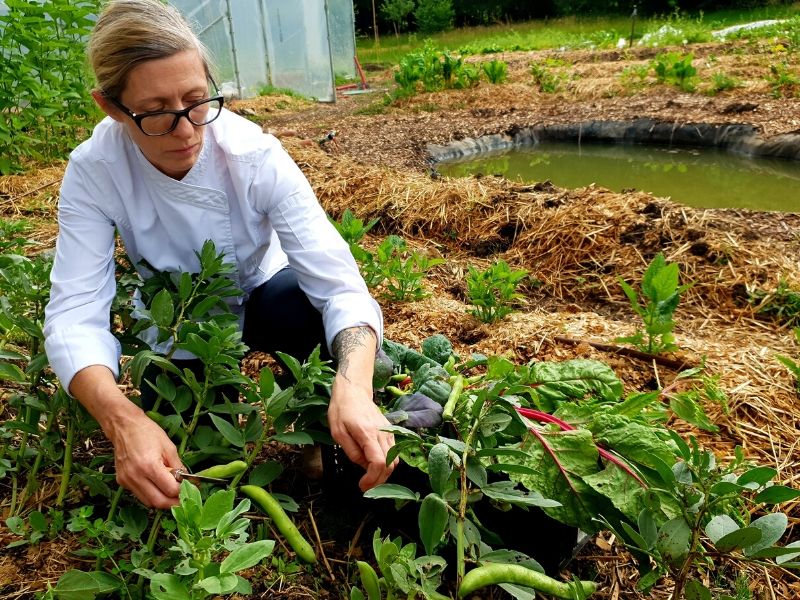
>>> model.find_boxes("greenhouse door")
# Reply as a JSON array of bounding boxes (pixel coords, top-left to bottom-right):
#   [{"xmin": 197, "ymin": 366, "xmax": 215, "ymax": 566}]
[{"xmin": 262, "ymin": 0, "xmax": 336, "ymax": 102}]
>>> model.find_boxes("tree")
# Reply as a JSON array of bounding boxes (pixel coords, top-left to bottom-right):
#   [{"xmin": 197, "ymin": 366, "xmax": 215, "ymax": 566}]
[
  {"xmin": 414, "ymin": 0, "xmax": 454, "ymax": 34},
  {"xmin": 380, "ymin": 0, "xmax": 415, "ymax": 37}
]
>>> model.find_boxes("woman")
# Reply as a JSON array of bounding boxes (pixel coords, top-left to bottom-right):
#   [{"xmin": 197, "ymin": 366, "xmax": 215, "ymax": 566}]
[{"xmin": 43, "ymin": 0, "xmax": 394, "ymax": 509}]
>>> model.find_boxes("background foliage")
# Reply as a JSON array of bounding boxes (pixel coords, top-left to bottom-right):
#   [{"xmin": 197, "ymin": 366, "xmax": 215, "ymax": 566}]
[
  {"xmin": 0, "ymin": 0, "xmax": 101, "ymax": 174},
  {"xmin": 354, "ymin": 0, "xmax": 796, "ymax": 34}
]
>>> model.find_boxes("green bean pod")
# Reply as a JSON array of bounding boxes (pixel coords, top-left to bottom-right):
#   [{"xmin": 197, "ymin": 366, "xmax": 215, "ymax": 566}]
[
  {"xmin": 458, "ymin": 564, "xmax": 597, "ymax": 599},
  {"xmin": 442, "ymin": 374, "xmax": 464, "ymax": 421},
  {"xmin": 194, "ymin": 459, "xmax": 248, "ymax": 479},
  {"xmin": 240, "ymin": 484, "xmax": 317, "ymax": 564}
]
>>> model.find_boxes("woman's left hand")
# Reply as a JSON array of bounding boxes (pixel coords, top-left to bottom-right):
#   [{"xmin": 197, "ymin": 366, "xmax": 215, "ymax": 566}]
[{"xmin": 328, "ymin": 374, "xmax": 397, "ymax": 491}]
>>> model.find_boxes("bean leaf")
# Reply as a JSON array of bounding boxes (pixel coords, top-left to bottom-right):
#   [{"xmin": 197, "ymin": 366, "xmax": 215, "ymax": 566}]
[
  {"xmin": 744, "ymin": 513, "xmax": 788, "ymax": 556},
  {"xmin": 220, "ymin": 540, "xmax": 275, "ymax": 574},
  {"xmin": 419, "ymin": 493, "xmax": 449, "ymax": 555}
]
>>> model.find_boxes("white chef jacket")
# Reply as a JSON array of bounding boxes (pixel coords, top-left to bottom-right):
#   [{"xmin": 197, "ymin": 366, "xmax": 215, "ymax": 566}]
[{"xmin": 43, "ymin": 108, "xmax": 383, "ymax": 393}]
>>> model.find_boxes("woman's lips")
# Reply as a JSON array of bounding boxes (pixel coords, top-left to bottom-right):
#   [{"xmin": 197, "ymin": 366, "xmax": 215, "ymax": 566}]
[{"xmin": 171, "ymin": 144, "xmax": 198, "ymax": 156}]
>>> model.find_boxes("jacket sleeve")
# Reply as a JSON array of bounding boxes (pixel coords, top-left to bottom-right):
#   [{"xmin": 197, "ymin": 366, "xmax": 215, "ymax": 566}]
[
  {"xmin": 43, "ymin": 158, "xmax": 121, "ymax": 393},
  {"xmin": 250, "ymin": 137, "xmax": 384, "ymax": 352}
]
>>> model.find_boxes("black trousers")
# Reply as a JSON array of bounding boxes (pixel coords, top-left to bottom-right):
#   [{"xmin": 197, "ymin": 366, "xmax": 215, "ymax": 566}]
[{"xmin": 140, "ymin": 267, "xmax": 328, "ymax": 410}]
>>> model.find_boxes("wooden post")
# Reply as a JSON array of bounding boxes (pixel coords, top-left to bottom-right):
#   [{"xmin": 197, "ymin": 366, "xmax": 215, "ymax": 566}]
[{"xmin": 371, "ymin": 0, "xmax": 380, "ymax": 49}]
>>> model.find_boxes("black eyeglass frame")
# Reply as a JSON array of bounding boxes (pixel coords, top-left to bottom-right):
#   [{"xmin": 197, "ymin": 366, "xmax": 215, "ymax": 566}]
[{"xmin": 103, "ymin": 78, "xmax": 224, "ymax": 137}]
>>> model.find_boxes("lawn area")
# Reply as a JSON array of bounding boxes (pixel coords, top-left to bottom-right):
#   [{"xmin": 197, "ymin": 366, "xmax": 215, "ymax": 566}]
[{"xmin": 357, "ymin": 4, "xmax": 800, "ymax": 65}]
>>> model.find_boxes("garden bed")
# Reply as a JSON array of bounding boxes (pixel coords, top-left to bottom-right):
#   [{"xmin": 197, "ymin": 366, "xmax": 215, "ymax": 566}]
[{"xmin": 1, "ymin": 36, "xmax": 799, "ymax": 599}]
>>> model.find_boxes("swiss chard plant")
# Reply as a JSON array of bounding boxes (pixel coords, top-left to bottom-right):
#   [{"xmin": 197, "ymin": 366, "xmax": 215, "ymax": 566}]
[
  {"xmin": 616, "ymin": 252, "xmax": 690, "ymax": 354},
  {"xmin": 364, "ymin": 335, "xmax": 800, "ymax": 599}
]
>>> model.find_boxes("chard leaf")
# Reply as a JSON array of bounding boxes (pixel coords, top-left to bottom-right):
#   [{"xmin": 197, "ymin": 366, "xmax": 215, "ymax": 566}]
[
  {"xmin": 583, "ymin": 462, "xmax": 647, "ymax": 521},
  {"xmin": 480, "ymin": 480, "xmax": 561, "ymax": 508},
  {"xmin": 526, "ymin": 359, "xmax": 623, "ymax": 407},
  {"xmin": 587, "ymin": 413, "xmax": 676, "ymax": 481},
  {"xmin": 505, "ymin": 428, "xmax": 605, "ymax": 531}
]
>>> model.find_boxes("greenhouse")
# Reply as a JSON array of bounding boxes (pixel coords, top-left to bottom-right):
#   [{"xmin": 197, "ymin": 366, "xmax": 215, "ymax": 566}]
[{"xmin": 169, "ymin": 0, "xmax": 357, "ymax": 102}]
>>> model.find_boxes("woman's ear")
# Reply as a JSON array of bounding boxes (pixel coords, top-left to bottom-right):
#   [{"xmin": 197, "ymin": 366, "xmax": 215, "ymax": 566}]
[{"xmin": 91, "ymin": 90, "xmax": 124, "ymax": 122}]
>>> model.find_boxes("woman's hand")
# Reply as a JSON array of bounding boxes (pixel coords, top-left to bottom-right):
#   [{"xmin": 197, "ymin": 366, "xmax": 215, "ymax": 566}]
[
  {"xmin": 108, "ymin": 411, "xmax": 183, "ymax": 508},
  {"xmin": 329, "ymin": 327, "xmax": 396, "ymax": 491},
  {"xmin": 70, "ymin": 365, "xmax": 183, "ymax": 508},
  {"xmin": 328, "ymin": 375, "xmax": 396, "ymax": 491}
]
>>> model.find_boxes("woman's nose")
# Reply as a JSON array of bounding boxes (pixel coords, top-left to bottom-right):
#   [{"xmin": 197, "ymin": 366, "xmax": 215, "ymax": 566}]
[{"xmin": 171, "ymin": 113, "xmax": 196, "ymax": 138}]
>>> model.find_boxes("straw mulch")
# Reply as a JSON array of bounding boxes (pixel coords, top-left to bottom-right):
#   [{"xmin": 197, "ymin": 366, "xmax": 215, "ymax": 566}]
[
  {"xmin": 285, "ymin": 138, "xmax": 800, "ymax": 597},
  {"xmin": 0, "ymin": 162, "xmax": 63, "ymax": 247}
]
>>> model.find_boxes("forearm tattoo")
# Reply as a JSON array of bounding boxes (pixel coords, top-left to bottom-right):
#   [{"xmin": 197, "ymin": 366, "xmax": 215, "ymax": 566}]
[{"xmin": 332, "ymin": 327, "xmax": 377, "ymax": 381}]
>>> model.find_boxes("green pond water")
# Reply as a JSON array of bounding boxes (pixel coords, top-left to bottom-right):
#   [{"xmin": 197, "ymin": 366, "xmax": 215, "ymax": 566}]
[{"xmin": 437, "ymin": 142, "xmax": 800, "ymax": 213}]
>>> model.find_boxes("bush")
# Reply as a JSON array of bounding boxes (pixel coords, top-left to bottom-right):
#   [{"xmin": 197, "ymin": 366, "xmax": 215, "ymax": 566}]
[
  {"xmin": 414, "ymin": 0, "xmax": 454, "ymax": 34},
  {"xmin": 0, "ymin": 0, "xmax": 101, "ymax": 173}
]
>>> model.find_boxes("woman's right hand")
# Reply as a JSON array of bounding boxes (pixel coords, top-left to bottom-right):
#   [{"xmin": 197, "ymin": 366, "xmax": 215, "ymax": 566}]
[
  {"xmin": 108, "ymin": 411, "xmax": 183, "ymax": 508},
  {"xmin": 69, "ymin": 365, "xmax": 183, "ymax": 508}
]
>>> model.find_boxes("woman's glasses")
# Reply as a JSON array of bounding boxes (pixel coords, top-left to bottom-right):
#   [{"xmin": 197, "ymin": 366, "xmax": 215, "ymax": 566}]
[{"xmin": 104, "ymin": 80, "xmax": 224, "ymax": 136}]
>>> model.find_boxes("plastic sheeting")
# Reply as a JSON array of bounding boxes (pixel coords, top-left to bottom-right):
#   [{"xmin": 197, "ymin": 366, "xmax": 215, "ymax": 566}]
[
  {"xmin": 263, "ymin": 0, "xmax": 334, "ymax": 102},
  {"xmin": 327, "ymin": 0, "xmax": 358, "ymax": 80},
  {"xmin": 169, "ymin": 0, "xmax": 356, "ymax": 102}
]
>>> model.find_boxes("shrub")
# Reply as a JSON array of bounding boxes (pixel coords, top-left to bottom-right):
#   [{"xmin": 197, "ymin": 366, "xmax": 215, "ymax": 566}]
[
  {"xmin": 706, "ymin": 71, "xmax": 739, "ymax": 95},
  {"xmin": 651, "ymin": 52, "xmax": 697, "ymax": 92},
  {"xmin": 466, "ymin": 260, "xmax": 529, "ymax": 323},
  {"xmin": 414, "ymin": 0, "xmax": 454, "ymax": 34}
]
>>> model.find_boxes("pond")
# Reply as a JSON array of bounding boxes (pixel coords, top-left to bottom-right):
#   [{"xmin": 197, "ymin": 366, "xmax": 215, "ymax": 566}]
[{"xmin": 437, "ymin": 142, "xmax": 800, "ymax": 212}]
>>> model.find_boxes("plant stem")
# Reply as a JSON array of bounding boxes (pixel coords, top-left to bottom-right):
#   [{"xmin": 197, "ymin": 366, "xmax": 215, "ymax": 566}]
[
  {"xmin": 670, "ymin": 530, "xmax": 700, "ymax": 599},
  {"xmin": 8, "ymin": 475, "xmax": 18, "ymax": 516},
  {"xmin": 456, "ymin": 411, "xmax": 483, "ymax": 586},
  {"xmin": 19, "ymin": 408, "xmax": 57, "ymax": 509},
  {"xmin": 55, "ymin": 411, "xmax": 75, "ymax": 507}
]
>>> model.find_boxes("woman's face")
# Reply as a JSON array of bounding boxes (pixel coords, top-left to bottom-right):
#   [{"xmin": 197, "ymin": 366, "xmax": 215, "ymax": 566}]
[{"xmin": 97, "ymin": 50, "xmax": 211, "ymax": 180}]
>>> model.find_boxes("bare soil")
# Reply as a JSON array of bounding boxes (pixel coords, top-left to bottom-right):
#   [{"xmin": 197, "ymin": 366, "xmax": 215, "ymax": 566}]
[{"xmin": 1, "ymin": 37, "xmax": 799, "ymax": 599}]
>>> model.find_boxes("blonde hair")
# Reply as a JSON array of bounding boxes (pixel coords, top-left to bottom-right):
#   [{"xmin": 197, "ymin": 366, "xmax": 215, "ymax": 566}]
[{"xmin": 88, "ymin": 0, "xmax": 212, "ymax": 98}]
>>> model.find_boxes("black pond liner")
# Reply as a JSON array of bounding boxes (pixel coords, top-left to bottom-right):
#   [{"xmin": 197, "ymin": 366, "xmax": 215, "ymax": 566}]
[
  {"xmin": 320, "ymin": 444, "xmax": 580, "ymax": 578},
  {"xmin": 426, "ymin": 118, "xmax": 800, "ymax": 165}
]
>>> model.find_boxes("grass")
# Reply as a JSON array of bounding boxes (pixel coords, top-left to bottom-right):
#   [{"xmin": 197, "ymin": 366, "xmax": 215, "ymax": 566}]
[{"xmin": 356, "ymin": 5, "xmax": 800, "ymax": 67}]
